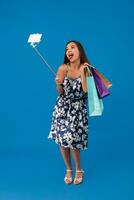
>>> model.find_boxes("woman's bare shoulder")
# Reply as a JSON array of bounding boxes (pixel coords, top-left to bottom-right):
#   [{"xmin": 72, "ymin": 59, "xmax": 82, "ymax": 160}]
[{"xmin": 57, "ymin": 64, "xmax": 68, "ymax": 72}]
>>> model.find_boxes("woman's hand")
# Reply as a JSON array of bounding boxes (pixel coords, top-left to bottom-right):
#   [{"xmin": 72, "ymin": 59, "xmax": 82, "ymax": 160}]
[
  {"xmin": 55, "ymin": 64, "xmax": 66, "ymax": 94},
  {"xmin": 80, "ymin": 63, "xmax": 90, "ymax": 93},
  {"xmin": 80, "ymin": 62, "xmax": 91, "ymax": 76},
  {"xmin": 55, "ymin": 76, "xmax": 63, "ymax": 85},
  {"xmin": 55, "ymin": 76, "xmax": 64, "ymax": 94},
  {"xmin": 80, "ymin": 64, "xmax": 88, "ymax": 75},
  {"xmin": 83, "ymin": 62, "xmax": 90, "ymax": 67}
]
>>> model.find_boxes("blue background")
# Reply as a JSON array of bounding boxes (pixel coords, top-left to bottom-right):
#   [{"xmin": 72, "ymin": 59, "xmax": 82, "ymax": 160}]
[{"xmin": 0, "ymin": 0, "xmax": 133, "ymax": 199}]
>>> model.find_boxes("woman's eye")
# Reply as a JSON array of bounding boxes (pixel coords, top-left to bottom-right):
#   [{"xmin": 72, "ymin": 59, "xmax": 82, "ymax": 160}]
[{"xmin": 71, "ymin": 46, "xmax": 75, "ymax": 49}]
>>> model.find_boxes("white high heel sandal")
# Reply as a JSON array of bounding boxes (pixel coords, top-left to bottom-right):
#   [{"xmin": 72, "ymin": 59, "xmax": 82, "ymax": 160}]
[
  {"xmin": 73, "ymin": 169, "xmax": 84, "ymax": 185},
  {"xmin": 64, "ymin": 169, "xmax": 73, "ymax": 184}
]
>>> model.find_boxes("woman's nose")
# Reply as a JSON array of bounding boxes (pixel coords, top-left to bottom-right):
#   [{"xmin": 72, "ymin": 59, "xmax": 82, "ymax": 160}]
[{"xmin": 67, "ymin": 49, "xmax": 72, "ymax": 53}]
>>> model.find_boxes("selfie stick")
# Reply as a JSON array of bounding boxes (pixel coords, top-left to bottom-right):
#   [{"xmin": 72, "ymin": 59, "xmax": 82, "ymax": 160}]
[{"xmin": 27, "ymin": 33, "xmax": 56, "ymax": 76}]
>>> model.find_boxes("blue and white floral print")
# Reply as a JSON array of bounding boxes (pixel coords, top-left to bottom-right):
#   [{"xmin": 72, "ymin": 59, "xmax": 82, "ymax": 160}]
[{"xmin": 48, "ymin": 76, "xmax": 88, "ymax": 150}]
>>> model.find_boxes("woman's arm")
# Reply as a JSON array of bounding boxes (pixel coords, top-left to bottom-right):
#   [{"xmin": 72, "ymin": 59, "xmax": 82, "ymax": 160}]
[
  {"xmin": 80, "ymin": 63, "xmax": 90, "ymax": 93},
  {"xmin": 55, "ymin": 64, "xmax": 67, "ymax": 94}
]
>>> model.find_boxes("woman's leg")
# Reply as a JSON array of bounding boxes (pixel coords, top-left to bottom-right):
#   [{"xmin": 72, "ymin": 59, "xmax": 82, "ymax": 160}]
[
  {"xmin": 71, "ymin": 149, "xmax": 84, "ymax": 184},
  {"xmin": 70, "ymin": 149, "xmax": 81, "ymax": 170},
  {"xmin": 60, "ymin": 146, "xmax": 72, "ymax": 184},
  {"xmin": 59, "ymin": 146, "xmax": 72, "ymax": 169}
]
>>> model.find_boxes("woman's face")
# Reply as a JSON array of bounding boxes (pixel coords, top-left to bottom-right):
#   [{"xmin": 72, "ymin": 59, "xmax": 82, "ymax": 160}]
[{"xmin": 66, "ymin": 42, "xmax": 80, "ymax": 63}]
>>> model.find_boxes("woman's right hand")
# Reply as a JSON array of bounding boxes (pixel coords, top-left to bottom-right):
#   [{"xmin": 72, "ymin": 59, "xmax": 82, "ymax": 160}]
[
  {"xmin": 55, "ymin": 76, "xmax": 63, "ymax": 85},
  {"xmin": 55, "ymin": 77, "xmax": 64, "ymax": 94}
]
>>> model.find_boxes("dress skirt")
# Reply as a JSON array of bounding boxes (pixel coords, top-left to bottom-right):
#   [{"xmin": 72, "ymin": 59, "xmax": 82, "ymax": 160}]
[{"xmin": 48, "ymin": 76, "xmax": 88, "ymax": 150}]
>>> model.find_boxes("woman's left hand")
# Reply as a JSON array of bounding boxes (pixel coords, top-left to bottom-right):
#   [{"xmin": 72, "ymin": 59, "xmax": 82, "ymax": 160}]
[
  {"xmin": 80, "ymin": 63, "xmax": 90, "ymax": 93},
  {"xmin": 80, "ymin": 63, "xmax": 89, "ymax": 74},
  {"xmin": 83, "ymin": 62, "xmax": 90, "ymax": 67},
  {"xmin": 80, "ymin": 63, "xmax": 91, "ymax": 77}
]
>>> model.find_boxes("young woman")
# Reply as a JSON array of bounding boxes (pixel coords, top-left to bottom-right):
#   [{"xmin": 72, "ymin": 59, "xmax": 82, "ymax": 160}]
[{"xmin": 48, "ymin": 41, "xmax": 90, "ymax": 185}]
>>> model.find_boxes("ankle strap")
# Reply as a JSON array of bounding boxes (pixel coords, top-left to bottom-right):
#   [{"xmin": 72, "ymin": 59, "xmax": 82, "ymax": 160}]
[
  {"xmin": 76, "ymin": 169, "xmax": 84, "ymax": 173},
  {"xmin": 66, "ymin": 169, "xmax": 72, "ymax": 172}
]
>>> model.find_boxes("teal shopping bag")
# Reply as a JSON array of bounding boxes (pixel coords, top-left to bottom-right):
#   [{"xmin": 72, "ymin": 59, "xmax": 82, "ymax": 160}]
[{"xmin": 86, "ymin": 67, "xmax": 104, "ymax": 116}]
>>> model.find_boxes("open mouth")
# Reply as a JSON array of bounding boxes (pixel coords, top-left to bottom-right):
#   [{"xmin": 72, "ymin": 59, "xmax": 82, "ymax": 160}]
[{"xmin": 68, "ymin": 53, "xmax": 74, "ymax": 60}]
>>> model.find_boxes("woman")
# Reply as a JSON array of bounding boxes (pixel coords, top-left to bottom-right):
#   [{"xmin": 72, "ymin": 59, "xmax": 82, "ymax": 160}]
[{"xmin": 48, "ymin": 41, "xmax": 90, "ymax": 185}]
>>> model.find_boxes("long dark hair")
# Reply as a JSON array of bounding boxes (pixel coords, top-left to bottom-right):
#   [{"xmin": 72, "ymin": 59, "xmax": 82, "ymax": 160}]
[{"xmin": 64, "ymin": 41, "xmax": 90, "ymax": 65}]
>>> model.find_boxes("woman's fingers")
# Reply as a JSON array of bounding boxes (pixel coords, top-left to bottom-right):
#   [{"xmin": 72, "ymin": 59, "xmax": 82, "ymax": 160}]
[
  {"xmin": 80, "ymin": 65, "xmax": 88, "ymax": 72},
  {"xmin": 84, "ymin": 62, "xmax": 90, "ymax": 66},
  {"xmin": 55, "ymin": 77, "xmax": 62, "ymax": 85}
]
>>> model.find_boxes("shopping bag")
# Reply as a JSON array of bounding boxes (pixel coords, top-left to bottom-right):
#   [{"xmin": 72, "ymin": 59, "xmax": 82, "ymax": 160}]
[
  {"xmin": 91, "ymin": 67, "xmax": 112, "ymax": 89},
  {"xmin": 91, "ymin": 67, "xmax": 110, "ymax": 98},
  {"xmin": 86, "ymin": 67, "xmax": 103, "ymax": 116}
]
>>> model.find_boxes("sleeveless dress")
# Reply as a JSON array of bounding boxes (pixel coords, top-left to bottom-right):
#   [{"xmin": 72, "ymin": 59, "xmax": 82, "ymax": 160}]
[{"xmin": 48, "ymin": 74, "xmax": 88, "ymax": 150}]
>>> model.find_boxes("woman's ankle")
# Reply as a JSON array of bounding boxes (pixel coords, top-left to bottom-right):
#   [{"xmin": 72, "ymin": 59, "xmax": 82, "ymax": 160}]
[
  {"xmin": 76, "ymin": 166, "xmax": 82, "ymax": 171},
  {"xmin": 66, "ymin": 167, "xmax": 72, "ymax": 171}
]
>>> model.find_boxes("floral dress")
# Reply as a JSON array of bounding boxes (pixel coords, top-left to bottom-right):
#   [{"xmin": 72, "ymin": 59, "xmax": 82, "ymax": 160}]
[{"xmin": 48, "ymin": 76, "xmax": 88, "ymax": 150}]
